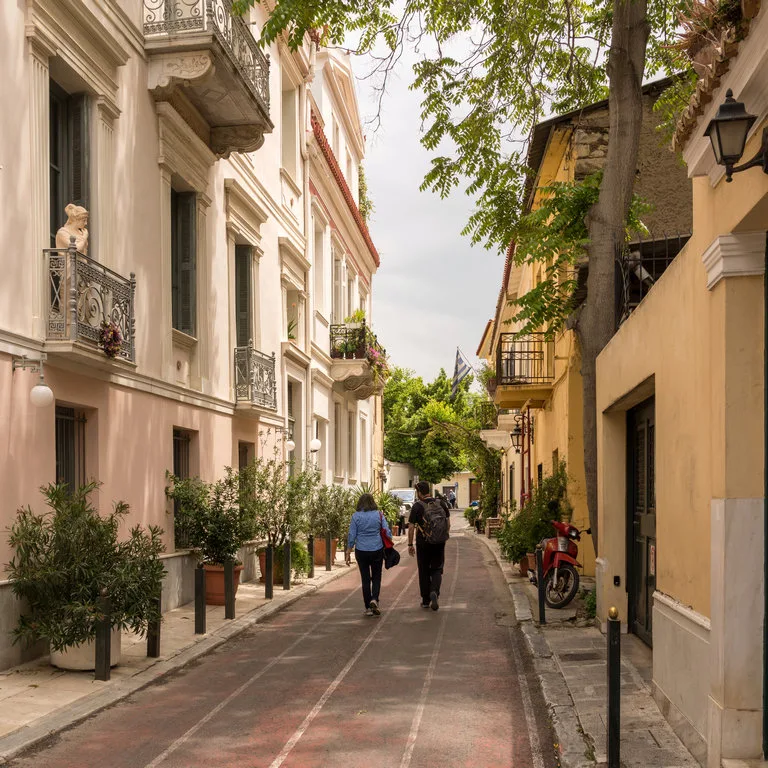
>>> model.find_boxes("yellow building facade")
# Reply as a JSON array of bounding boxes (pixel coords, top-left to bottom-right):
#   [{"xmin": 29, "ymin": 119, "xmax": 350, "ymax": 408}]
[{"xmin": 594, "ymin": 3, "xmax": 768, "ymax": 764}]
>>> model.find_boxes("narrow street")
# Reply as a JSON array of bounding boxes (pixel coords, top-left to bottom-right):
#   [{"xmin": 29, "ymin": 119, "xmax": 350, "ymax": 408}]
[{"xmin": 8, "ymin": 530, "xmax": 557, "ymax": 768}]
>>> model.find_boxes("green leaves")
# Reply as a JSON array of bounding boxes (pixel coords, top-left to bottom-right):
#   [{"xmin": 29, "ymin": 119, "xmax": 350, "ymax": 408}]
[{"xmin": 7, "ymin": 483, "xmax": 165, "ymax": 652}]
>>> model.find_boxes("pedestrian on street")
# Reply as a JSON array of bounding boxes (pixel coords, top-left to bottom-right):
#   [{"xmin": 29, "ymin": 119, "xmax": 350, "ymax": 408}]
[
  {"xmin": 346, "ymin": 492, "xmax": 391, "ymax": 616},
  {"xmin": 408, "ymin": 480, "xmax": 450, "ymax": 611},
  {"xmin": 447, "ymin": 488, "xmax": 457, "ymax": 509}
]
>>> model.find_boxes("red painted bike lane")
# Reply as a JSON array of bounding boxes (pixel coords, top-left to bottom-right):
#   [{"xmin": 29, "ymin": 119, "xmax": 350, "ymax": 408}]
[{"xmin": 8, "ymin": 533, "xmax": 557, "ymax": 768}]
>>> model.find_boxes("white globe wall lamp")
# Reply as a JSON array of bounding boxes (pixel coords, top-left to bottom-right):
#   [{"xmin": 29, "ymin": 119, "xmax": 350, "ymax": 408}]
[
  {"xmin": 13, "ymin": 354, "xmax": 54, "ymax": 408},
  {"xmin": 309, "ymin": 437, "xmax": 322, "ymax": 453}
]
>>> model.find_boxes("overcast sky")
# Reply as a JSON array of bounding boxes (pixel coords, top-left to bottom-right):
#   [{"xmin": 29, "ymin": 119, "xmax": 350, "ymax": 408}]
[{"xmin": 352, "ymin": 50, "xmax": 503, "ymax": 383}]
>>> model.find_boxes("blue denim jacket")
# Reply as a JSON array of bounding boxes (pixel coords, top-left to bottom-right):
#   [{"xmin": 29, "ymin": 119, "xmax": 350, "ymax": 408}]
[{"xmin": 348, "ymin": 509, "xmax": 391, "ymax": 552}]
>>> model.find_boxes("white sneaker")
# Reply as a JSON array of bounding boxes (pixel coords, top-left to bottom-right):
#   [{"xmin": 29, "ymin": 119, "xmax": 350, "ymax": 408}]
[
  {"xmin": 365, "ymin": 608, "xmax": 373, "ymax": 616},
  {"xmin": 369, "ymin": 600, "xmax": 381, "ymax": 616}
]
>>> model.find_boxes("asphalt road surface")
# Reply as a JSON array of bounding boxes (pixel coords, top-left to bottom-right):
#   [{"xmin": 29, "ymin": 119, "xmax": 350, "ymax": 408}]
[{"xmin": 9, "ymin": 530, "xmax": 558, "ymax": 768}]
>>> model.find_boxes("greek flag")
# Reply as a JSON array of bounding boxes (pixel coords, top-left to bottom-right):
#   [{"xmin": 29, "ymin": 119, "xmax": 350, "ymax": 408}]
[{"xmin": 452, "ymin": 348, "xmax": 472, "ymax": 398}]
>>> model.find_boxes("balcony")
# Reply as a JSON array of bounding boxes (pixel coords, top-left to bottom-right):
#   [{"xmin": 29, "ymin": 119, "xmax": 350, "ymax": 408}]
[
  {"xmin": 45, "ymin": 247, "xmax": 136, "ymax": 365},
  {"xmin": 330, "ymin": 322, "xmax": 387, "ymax": 400},
  {"xmin": 143, "ymin": 0, "xmax": 272, "ymax": 157},
  {"xmin": 494, "ymin": 333, "xmax": 554, "ymax": 409},
  {"xmin": 234, "ymin": 345, "xmax": 277, "ymax": 411}
]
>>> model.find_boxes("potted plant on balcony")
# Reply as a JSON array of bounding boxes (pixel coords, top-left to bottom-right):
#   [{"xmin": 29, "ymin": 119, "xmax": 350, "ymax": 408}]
[
  {"xmin": 7, "ymin": 483, "xmax": 164, "ymax": 670},
  {"xmin": 166, "ymin": 469, "xmax": 255, "ymax": 604},
  {"xmin": 99, "ymin": 320, "xmax": 123, "ymax": 359},
  {"xmin": 478, "ymin": 361, "xmax": 497, "ymax": 396},
  {"xmin": 366, "ymin": 344, "xmax": 390, "ymax": 385},
  {"xmin": 344, "ymin": 308, "xmax": 366, "ymax": 329}
]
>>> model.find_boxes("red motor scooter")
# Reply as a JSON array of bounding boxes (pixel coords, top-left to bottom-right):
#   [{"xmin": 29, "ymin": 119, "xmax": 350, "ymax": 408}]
[{"xmin": 528, "ymin": 520, "xmax": 589, "ymax": 608}]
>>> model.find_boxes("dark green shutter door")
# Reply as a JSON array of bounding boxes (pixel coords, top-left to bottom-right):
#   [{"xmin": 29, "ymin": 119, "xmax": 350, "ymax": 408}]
[
  {"xmin": 171, "ymin": 189, "xmax": 180, "ymax": 330},
  {"xmin": 178, "ymin": 193, "xmax": 197, "ymax": 336},
  {"xmin": 235, "ymin": 245, "xmax": 252, "ymax": 347},
  {"xmin": 67, "ymin": 93, "xmax": 90, "ymax": 210}
]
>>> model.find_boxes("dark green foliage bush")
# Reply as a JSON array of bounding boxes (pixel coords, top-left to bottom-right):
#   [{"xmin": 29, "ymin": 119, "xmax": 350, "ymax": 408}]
[
  {"xmin": 7, "ymin": 483, "xmax": 165, "ymax": 652},
  {"xmin": 584, "ymin": 586, "xmax": 597, "ymax": 619},
  {"xmin": 497, "ymin": 460, "xmax": 569, "ymax": 562},
  {"xmin": 275, "ymin": 540, "xmax": 311, "ymax": 578}
]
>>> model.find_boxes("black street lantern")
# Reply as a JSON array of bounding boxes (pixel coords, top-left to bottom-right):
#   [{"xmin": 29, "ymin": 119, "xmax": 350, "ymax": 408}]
[
  {"xmin": 705, "ymin": 89, "xmax": 767, "ymax": 182},
  {"xmin": 510, "ymin": 423, "xmax": 523, "ymax": 454}
]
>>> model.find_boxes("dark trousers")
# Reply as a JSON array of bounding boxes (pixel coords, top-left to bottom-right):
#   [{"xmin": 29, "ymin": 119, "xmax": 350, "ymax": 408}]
[
  {"xmin": 398, "ymin": 516, "xmax": 406, "ymax": 535},
  {"xmin": 355, "ymin": 548, "xmax": 384, "ymax": 608},
  {"xmin": 416, "ymin": 541, "xmax": 446, "ymax": 604}
]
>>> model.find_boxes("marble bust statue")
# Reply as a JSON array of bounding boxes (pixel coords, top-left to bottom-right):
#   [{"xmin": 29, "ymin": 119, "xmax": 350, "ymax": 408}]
[{"xmin": 55, "ymin": 203, "xmax": 89, "ymax": 254}]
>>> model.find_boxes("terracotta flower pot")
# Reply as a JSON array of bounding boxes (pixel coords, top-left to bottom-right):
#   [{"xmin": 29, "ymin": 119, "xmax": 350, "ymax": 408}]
[
  {"xmin": 313, "ymin": 538, "xmax": 338, "ymax": 566},
  {"xmin": 204, "ymin": 563, "xmax": 244, "ymax": 605},
  {"xmin": 519, "ymin": 558, "xmax": 531, "ymax": 577},
  {"xmin": 526, "ymin": 552, "xmax": 537, "ymax": 572},
  {"xmin": 257, "ymin": 550, "xmax": 283, "ymax": 583}
]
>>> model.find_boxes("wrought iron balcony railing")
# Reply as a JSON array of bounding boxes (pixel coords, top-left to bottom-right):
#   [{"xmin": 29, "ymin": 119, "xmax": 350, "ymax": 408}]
[
  {"xmin": 143, "ymin": 0, "xmax": 270, "ymax": 111},
  {"xmin": 496, "ymin": 333, "xmax": 554, "ymax": 386},
  {"xmin": 476, "ymin": 401, "xmax": 498, "ymax": 429},
  {"xmin": 46, "ymin": 246, "xmax": 136, "ymax": 362},
  {"xmin": 615, "ymin": 232, "xmax": 691, "ymax": 327},
  {"xmin": 234, "ymin": 345, "xmax": 277, "ymax": 410},
  {"xmin": 330, "ymin": 322, "xmax": 386, "ymax": 362}
]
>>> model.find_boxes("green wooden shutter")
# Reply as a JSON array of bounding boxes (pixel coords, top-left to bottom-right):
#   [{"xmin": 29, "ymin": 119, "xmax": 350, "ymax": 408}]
[
  {"xmin": 67, "ymin": 93, "xmax": 90, "ymax": 210},
  {"xmin": 171, "ymin": 191, "xmax": 197, "ymax": 336},
  {"xmin": 235, "ymin": 245, "xmax": 252, "ymax": 347}
]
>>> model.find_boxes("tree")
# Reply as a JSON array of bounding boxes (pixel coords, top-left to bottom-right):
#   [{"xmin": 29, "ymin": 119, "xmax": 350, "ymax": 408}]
[{"xmin": 234, "ymin": 0, "xmax": 685, "ymax": 551}]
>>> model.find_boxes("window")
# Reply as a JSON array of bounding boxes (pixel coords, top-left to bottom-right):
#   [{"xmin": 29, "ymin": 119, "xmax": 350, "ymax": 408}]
[
  {"xmin": 235, "ymin": 245, "xmax": 252, "ymax": 347},
  {"xmin": 55, "ymin": 406, "xmax": 86, "ymax": 490},
  {"xmin": 238, "ymin": 442, "xmax": 254, "ymax": 471},
  {"xmin": 334, "ymin": 403, "xmax": 343, "ymax": 477},
  {"xmin": 286, "ymin": 289, "xmax": 300, "ymax": 343},
  {"xmin": 171, "ymin": 190, "xmax": 197, "ymax": 336},
  {"xmin": 509, "ymin": 465, "xmax": 515, "ymax": 506},
  {"xmin": 332, "ymin": 256, "xmax": 344, "ymax": 324},
  {"xmin": 173, "ymin": 428, "xmax": 192, "ymax": 548},
  {"xmin": 359, "ymin": 416, "xmax": 368, "ymax": 483},
  {"xmin": 347, "ymin": 271, "xmax": 356, "ymax": 318},
  {"xmin": 314, "ymin": 222, "xmax": 325, "ymax": 315},
  {"xmin": 348, "ymin": 409, "xmax": 356, "ymax": 478},
  {"xmin": 332, "ymin": 116, "xmax": 340, "ymax": 159},
  {"xmin": 49, "ymin": 82, "xmax": 90, "ymax": 247},
  {"xmin": 552, "ymin": 448, "xmax": 559, "ymax": 471},
  {"xmin": 537, "ymin": 463, "xmax": 543, "ymax": 486},
  {"xmin": 281, "ymin": 79, "xmax": 298, "ymax": 180}
]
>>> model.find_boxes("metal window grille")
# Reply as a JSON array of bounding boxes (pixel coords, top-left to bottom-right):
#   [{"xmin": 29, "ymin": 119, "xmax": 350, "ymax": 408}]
[
  {"xmin": 172, "ymin": 429, "xmax": 192, "ymax": 548},
  {"xmin": 55, "ymin": 406, "xmax": 86, "ymax": 491}
]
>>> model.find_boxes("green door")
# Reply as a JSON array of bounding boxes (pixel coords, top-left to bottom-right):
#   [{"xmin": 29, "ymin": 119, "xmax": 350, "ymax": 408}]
[{"xmin": 627, "ymin": 399, "xmax": 656, "ymax": 646}]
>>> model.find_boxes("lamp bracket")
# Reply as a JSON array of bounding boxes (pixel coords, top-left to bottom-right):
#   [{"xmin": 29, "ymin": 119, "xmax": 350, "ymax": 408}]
[
  {"xmin": 12, "ymin": 354, "xmax": 47, "ymax": 374},
  {"xmin": 726, "ymin": 126, "xmax": 768, "ymax": 182}
]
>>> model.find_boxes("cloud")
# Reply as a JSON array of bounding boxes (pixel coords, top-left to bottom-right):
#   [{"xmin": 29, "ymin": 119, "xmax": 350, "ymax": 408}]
[{"xmin": 355, "ymin": 51, "xmax": 503, "ymax": 381}]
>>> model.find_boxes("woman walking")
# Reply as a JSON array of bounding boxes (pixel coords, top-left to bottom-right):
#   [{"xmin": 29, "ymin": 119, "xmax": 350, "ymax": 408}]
[{"xmin": 346, "ymin": 493, "xmax": 391, "ymax": 616}]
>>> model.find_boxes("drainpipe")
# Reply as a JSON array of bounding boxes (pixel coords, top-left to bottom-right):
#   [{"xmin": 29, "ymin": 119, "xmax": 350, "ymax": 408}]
[{"xmin": 763, "ymin": 232, "xmax": 767, "ymax": 758}]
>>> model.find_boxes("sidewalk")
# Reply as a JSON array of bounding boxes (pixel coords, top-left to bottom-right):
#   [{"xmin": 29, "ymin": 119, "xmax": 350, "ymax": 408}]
[
  {"xmin": 0, "ymin": 550, "xmax": 357, "ymax": 763},
  {"xmin": 477, "ymin": 533, "xmax": 700, "ymax": 768}
]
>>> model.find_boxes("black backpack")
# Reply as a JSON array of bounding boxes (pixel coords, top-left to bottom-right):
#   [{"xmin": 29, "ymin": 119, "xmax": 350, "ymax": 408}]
[{"xmin": 422, "ymin": 499, "xmax": 449, "ymax": 543}]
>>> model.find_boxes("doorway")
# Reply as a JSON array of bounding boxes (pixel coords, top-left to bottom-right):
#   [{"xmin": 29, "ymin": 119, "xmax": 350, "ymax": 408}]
[
  {"xmin": 469, "ymin": 478, "xmax": 481, "ymax": 503},
  {"xmin": 627, "ymin": 398, "xmax": 656, "ymax": 646}
]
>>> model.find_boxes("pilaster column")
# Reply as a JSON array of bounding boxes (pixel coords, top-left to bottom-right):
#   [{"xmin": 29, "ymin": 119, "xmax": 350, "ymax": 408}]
[
  {"xmin": 704, "ymin": 231, "xmax": 765, "ymax": 766},
  {"xmin": 159, "ymin": 167, "xmax": 173, "ymax": 380},
  {"xmin": 94, "ymin": 98, "xmax": 120, "ymax": 266},
  {"xmin": 195, "ymin": 194, "xmax": 210, "ymax": 393},
  {"xmin": 27, "ymin": 31, "xmax": 56, "ymax": 338}
]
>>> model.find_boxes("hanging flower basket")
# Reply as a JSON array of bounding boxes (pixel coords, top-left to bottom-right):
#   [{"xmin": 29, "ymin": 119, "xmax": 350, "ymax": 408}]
[{"xmin": 99, "ymin": 321, "xmax": 123, "ymax": 359}]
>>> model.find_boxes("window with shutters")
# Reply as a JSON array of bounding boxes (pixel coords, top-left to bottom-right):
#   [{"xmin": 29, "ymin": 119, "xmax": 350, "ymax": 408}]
[
  {"xmin": 313, "ymin": 221, "xmax": 325, "ymax": 316},
  {"xmin": 281, "ymin": 77, "xmax": 298, "ymax": 181},
  {"xmin": 332, "ymin": 256, "xmax": 344, "ymax": 324},
  {"xmin": 49, "ymin": 82, "xmax": 90, "ymax": 248},
  {"xmin": 359, "ymin": 416, "xmax": 368, "ymax": 483},
  {"xmin": 55, "ymin": 406, "xmax": 87, "ymax": 491},
  {"xmin": 235, "ymin": 245, "xmax": 252, "ymax": 347},
  {"xmin": 348, "ymin": 409, "xmax": 356, "ymax": 479},
  {"xmin": 172, "ymin": 428, "xmax": 194, "ymax": 548},
  {"xmin": 171, "ymin": 189, "xmax": 197, "ymax": 336},
  {"xmin": 334, "ymin": 402, "xmax": 343, "ymax": 477}
]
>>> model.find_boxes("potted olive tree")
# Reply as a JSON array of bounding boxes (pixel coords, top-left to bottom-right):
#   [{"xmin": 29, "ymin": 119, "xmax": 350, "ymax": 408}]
[
  {"xmin": 166, "ymin": 469, "xmax": 255, "ymax": 604},
  {"xmin": 7, "ymin": 483, "xmax": 164, "ymax": 670}
]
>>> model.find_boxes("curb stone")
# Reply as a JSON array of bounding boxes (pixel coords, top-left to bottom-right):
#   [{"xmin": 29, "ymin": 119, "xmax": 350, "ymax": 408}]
[
  {"xmin": 0, "ymin": 562, "xmax": 356, "ymax": 764},
  {"xmin": 475, "ymin": 534, "xmax": 596, "ymax": 768}
]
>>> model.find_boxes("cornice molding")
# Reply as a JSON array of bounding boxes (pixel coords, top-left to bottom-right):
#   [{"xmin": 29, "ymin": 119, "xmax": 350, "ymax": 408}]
[
  {"xmin": 156, "ymin": 103, "xmax": 215, "ymax": 191},
  {"xmin": 701, "ymin": 231, "xmax": 766, "ymax": 289},
  {"xmin": 225, "ymin": 177, "xmax": 268, "ymax": 244}
]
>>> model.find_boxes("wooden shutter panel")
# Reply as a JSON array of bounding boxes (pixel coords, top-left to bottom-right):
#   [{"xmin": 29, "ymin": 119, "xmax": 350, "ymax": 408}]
[
  {"xmin": 178, "ymin": 193, "xmax": 197, "ymax": 336},
  {"xmin": 67, "ymin": 93, "xmax": 90, "ymax": 210},
  {"xmin": 235, "ymin": 245, "xmax": 252, "ymax": 347}
]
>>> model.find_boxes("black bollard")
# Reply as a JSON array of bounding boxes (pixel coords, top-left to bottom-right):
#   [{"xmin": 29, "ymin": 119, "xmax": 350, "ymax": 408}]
[
  {"xmin": 94, "ymin": 588, "xmax": 111, "ymax": 681},
  {"xmin": 224, "ymin": 560, "xmax": 236, "ymax": 620},
  {"xmin": 195, "ymin": 564, "xmax": 206, "ymax": 635},
  {"xmin": 325, "ymin": 532, "xmax": 332, "ymax": 571},
  {"xmin": 146, "ymin": 594, "xmax": 161, "ymax": 658},
  {"xmin": 265, "ymin": 544, "xmax": 274, "ymax": 599},
  {"xmin": 307, "ymin": 535, "xmax": 315, "ymax": 579},
  {"xmin": 283, "ymin": 540, "xmax": 291, "ymax": 590},
  {"xmin": 535, "ymin": 546, "xmax": 546, "ymax": 625},
  {"xmin": 607, "ymin": 606, "xmax": 621, "ymax": 767}
]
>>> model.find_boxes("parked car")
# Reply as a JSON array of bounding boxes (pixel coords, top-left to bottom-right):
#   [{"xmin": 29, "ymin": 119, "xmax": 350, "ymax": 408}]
[{"xmin": 389, "ymin": 488, "xmax": 416, "ymax": 516}]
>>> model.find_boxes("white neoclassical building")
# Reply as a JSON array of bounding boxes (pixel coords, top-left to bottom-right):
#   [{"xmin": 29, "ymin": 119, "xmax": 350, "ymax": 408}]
[{"xmin": 0, "ymin": 0, "xmax": 385, "ymax": 669}]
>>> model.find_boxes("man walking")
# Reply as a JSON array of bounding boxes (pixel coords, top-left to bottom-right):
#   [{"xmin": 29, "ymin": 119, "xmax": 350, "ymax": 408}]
[{"xmin": 408, "ymin": 481, "xmax": 450, "ymax": 611}]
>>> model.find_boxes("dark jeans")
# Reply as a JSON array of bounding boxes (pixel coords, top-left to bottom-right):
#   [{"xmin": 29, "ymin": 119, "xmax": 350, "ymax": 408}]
[
  {"xmin": 398, "ymin": 516, "xmax": 406, "ymax": 535},
  {"xmin": 355, "ymin": 548, "xmax": 384, "ymax": 608},
  {"xmin": 416, "ymin": 541, "xmax": 446, "ymax": 604}
]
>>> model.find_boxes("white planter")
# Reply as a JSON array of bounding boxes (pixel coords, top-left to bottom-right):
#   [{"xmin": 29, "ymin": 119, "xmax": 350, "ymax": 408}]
[{"xmin": 50, "ymin": 629, "xmax": 122, "ymax": 671}]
